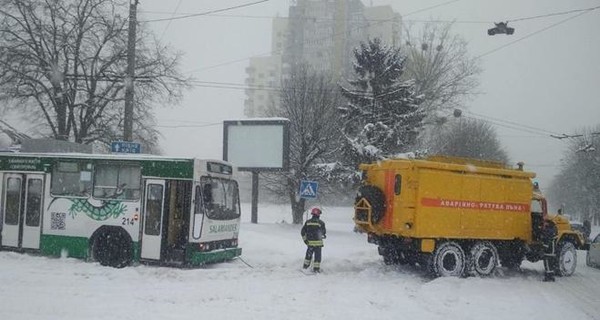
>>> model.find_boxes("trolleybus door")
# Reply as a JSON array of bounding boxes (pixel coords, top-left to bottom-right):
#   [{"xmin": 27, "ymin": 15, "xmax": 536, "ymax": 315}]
[
  {"xmin": 1, "ymin": 173, "xmax": 44, "ymax": 249},
  {"xmin": 21, "ymin": 175, "xmax": 44, "ymax": 249},
  {"xmin": 141, "ymin": 180, "xmax": 166, "ymax": 260},
  {"xmin": 1, "ymin": 174, "xmax": 22, "ymax": 248}
]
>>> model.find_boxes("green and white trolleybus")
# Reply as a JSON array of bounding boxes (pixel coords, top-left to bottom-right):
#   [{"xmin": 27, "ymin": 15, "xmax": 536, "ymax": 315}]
[{"xmin": 0, "ymin": 152, "xmax": 242, "ymax": 267}]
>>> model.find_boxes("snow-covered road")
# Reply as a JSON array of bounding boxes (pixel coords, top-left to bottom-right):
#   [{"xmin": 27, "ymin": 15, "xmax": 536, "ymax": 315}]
[{"xmin": 1, "ymin": 204, "xmax": 599, "ymax": 320}]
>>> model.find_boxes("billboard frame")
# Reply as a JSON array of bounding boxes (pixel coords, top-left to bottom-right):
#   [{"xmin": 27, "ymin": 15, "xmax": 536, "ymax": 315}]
[{"xmin": 222, "ymin": 118, "xmax": 290, "ymax": 172}]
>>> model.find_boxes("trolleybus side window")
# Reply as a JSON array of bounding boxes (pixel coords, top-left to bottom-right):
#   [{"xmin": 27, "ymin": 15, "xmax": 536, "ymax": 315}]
[
  {"xmin": 93, "ymin": 164, "xmax": 141, "ymax": 200},
  {"xmin": 51, "ymin": 161, "xmax": 92, "ymax": 197},
  {"xmin": 5, "ymin": 177, "xmax": 22, "ymax": 225}
]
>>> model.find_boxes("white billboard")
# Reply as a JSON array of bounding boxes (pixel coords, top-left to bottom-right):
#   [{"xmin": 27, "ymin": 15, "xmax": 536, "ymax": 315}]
[{"xmin": 223, "ymin": 119, "xmax": 289, "ymax": 171}]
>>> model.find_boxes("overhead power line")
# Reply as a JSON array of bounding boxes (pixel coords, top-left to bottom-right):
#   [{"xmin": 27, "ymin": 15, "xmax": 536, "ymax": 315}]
[
  {"xmin": 185, "ymin": 0, "xmax": 461, "ymax": 73},
  {"xmin": 508, "ymin": 5, "xmax": 600, "ymax": 23},
  {"xmin": 465, "ymin": 110, "xmax": 560, "ymax": 136},
  {"xmin": 142, "ymin": 4, "xmax": 600, "ymax": 25},
  {"xmin": 141, "ymin": 0, "xmax": 269, "ymax": 23},
  {"xmin": 0, "ymin": 119, "xmax": 31, "ymax": 142},
  {"xmin": 461, "ymin": 114, "xmax": 553, "ymax": 138},
  {"xmin": 140, "ymin": 11, "xmax": 488, "ymax": 24},
  {"xmin": 549, "ymin": 133, "xmax": 584, "ymax": 140},
  {"xmin": 478, "ymin": 7, "xmax": 599, "ymax": 58},
  {"xmin": 403, "ymin": 0, "xmax": 461, "ymax": 17},
  {"xmin": 158, "ymin": 0, "xmax": 184, "ymax": 40},
  {"xmin": 164, "ymin": 81, "xmax": 583, "ymax": 141},
  {"xmin": 463, "ymin": 110, "xmax": 594, "ymax": 142}
]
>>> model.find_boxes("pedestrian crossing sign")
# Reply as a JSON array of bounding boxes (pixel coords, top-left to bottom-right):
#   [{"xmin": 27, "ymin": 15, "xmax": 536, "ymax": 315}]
[{"xmin": 299, "ymin": 180, "xmax": 318, "ymax": 199}]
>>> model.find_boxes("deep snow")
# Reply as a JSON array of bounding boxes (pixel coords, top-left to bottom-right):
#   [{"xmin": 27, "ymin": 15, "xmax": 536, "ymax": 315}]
[{"xmin": 0, "ymin": 204, "xmax": 599, "ymax": 320}]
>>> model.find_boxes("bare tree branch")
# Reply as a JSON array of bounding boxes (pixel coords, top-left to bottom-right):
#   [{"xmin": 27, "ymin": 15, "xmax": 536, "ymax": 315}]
[
  {"xmin": 402, "ymin": 22, "xmax": 481, "ymax": 114},
  {"xmin": 260, "ymin": 65, "xmax": 343, "ymax": 224},
  {"xmin": 0, "ymin": 0, "xmax": 189, "ymax": 151}
]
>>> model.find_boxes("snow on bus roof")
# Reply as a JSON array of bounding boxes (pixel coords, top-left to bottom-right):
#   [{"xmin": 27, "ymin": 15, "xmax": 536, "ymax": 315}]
[{"xmin": 0, "ymin": 152, "xmax": 232, "ymax": 165}]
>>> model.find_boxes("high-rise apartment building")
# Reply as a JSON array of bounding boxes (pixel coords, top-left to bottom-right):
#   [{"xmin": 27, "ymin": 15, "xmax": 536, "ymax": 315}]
[
  {"xmin": 283, "ymin": 0, "xmax": 366, "ymax": 78},
  {"xmin": 244, "ymin": 0, "xmax": 401, "ymax": 117},
  {"xmin": 244, "ymin": 17, "xmax": 288, "ymax": 117},
  {"xmin": 244, "ymin": 55, "xmax": 282, "ymax": 117},
  {"xmin": 364, "ymin": 5, "xmax": 401, "ymax": 48}
]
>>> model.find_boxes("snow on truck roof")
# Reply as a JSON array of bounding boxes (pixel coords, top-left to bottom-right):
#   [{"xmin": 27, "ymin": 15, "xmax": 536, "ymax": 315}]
[{"xmin": 361, "ymin": 156, "xmax": 536, "ymax": 179}]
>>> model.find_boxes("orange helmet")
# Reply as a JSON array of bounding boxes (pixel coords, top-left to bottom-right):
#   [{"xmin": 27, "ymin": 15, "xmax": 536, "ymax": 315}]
[{"xmin": 311, "ymin": 207, "xmax": 322, "ymax": 216}]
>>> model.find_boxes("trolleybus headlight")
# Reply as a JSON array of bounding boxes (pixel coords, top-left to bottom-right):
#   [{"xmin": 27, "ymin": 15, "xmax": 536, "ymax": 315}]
[{"xmin": 405, "ymin": 223, "xmax": 412, "ymax": 230}]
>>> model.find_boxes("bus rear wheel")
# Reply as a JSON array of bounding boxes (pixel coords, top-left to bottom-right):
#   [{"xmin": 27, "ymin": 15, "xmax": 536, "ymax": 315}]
[{"xmin": 93, "ymin": 229, "xmax": 132, "ymax": 268}]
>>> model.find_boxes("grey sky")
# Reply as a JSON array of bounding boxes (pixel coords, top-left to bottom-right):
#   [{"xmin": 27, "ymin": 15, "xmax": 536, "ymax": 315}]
[{"xmin": 141, "ymin": 0, "xmax": 600, "ymax": 189}]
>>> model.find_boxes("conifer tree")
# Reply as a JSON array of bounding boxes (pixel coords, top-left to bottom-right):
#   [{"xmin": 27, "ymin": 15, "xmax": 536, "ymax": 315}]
[{"xmin": 338, "ymin": 38, "xmax": 425, "ymax": 177}]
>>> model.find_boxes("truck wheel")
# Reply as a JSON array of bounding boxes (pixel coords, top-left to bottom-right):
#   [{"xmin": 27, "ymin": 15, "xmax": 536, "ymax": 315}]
[
  {"xmin": 432, "ymin": 241, "xmax": 466, "ymax": 277},
  {"xmin": 93, "ymin": 230, "xmax": 133, "ymax": 268},
  {"xmin": 356, "ymin": 185, "xmax": 385, "ymax": 224},
  {"xmin": 555, "ymin": 241, "xmax": 577, "ymax": 276},
  {"xmin": 469, "ymin": 241, "xmax": 499, "ymax": 276}
]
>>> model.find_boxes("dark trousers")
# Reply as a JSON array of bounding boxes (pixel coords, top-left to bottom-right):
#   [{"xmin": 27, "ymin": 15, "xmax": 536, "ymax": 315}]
[
  {"xmin": 543, "ymin": 240, "xmax": 556, "ymax": 281},
  {"xmin": 303, "ymin": 246, "xmax": 322, "ymax": 270}
]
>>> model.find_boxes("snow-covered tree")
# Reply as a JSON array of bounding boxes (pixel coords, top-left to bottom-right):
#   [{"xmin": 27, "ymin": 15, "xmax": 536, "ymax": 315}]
[
  {"xmin": 0, "ymin": 0, "xmax": 189, "ymax": 151},
  {"xmin": 336, "ymin": 38, "xmax": 425, "ymax": 180},
  {"xmin": 420, "ymin": 117, "xmax": 509, "ymax": 164},
  {"xmin": 262, "ymin": 65, "xmax": 343, "ymax": 224},
  {"xmin": 548, "ymin": 126, "xmax": 600, "ymax": 225},
  {"xmin": 403, "ymin": 22, "xmax": 481, "ymax": 115}
]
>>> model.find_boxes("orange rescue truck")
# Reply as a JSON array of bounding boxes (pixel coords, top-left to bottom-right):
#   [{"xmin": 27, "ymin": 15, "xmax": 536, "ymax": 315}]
[{"xmin": 354, "ymin": 156, "xmax": 588, "ymax": 277}]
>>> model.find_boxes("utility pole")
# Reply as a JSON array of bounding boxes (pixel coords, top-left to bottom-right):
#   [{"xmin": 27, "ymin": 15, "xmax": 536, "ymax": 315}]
[{"xmin": 123, "ymin": 0, "xmax": 139, "ymax": 142}]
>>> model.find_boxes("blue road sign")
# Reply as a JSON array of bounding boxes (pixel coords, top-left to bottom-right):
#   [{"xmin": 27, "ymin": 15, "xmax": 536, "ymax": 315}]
[
  {"xmin": 299, "ymin": 180, "xmax": 318, "ymax": 199},
  {"xmin": 111, "ymin": 141, "xmax": 141, "ymax": 154}
]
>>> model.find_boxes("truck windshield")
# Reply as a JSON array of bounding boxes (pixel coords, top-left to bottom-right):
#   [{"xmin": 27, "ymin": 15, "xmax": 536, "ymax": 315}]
[{"xmin": 200, "ymin": 176, "xmax": 240, "ymax": 220}]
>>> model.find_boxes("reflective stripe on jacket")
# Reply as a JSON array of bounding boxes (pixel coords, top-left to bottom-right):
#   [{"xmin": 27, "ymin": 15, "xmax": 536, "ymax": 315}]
[{"xmin": 301, "ymin": 216, "xmax": 326, "ymax": 247}]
